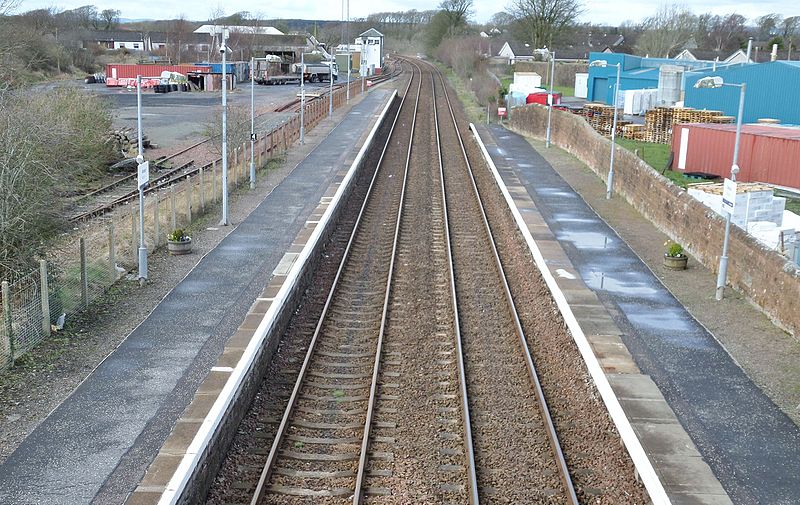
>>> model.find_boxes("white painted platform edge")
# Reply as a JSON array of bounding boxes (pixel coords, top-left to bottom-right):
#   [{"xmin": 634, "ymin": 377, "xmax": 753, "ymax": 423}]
[
  {"xmin": 469, "ymin": 123, "xmax": 671, "ymax": 505},
  {"xmin": 157, "ymin": 90, "xmax": 398, "ymax": 505}
]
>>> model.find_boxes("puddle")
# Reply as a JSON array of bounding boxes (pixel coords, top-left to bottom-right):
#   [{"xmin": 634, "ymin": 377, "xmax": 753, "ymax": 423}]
[
  {"xmin": 557, "ymin": 230, "xmax": 614, "ymax": 249},
  {"xmin": 583, "ymin": 270, "xmax": 660, "ymax": 297},
  {"xmin": 619, "ymin": 303, "xmax": 713, "ymax": 350},
  {"xmin": 537, "ymin": 187, "xmax": 577, "ymax": 198}
]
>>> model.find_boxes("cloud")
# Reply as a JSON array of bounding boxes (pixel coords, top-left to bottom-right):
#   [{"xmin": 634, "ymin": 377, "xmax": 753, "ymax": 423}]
[{"xmin": 15, "ymin": 0, "xmax": 800, "ymax": 25}]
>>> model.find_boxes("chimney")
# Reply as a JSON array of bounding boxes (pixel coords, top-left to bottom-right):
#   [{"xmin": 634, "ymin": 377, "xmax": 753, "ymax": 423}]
[
  {"xmin": 771, "ymin": 44, "xmax": 778, "ymax": 62},
  {"xmin": 746, "ymin": 37, "xmax": 753, "ymax": 62}
]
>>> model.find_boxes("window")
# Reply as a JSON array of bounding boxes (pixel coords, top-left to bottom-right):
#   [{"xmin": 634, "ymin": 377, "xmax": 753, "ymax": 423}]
[{"xmin": 133, "ymin": 43, "xmax": 140, "ymax": 49}]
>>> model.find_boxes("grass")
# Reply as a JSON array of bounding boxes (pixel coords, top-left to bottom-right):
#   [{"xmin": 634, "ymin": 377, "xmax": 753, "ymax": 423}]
[
  {"xmin": 615, "ymin": 138, "xmax": 689, "ymax": 188},
  {"xmin": 435, "ymin": 63, "xmax": 485, "ymax": 124}
]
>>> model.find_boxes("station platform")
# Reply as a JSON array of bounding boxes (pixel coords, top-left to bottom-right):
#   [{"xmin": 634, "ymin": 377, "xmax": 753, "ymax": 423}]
[
  {"xmin": 476, "ymin": 124, "xmax": 800, "ymax": 504},
  {"xmin": 0, "ymin": 89, "xmax": 393, "ymax": 505}
]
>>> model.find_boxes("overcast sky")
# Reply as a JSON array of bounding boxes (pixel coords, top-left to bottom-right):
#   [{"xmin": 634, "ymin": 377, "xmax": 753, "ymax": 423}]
[{"xmin": 15, "ymin": 0, "xmax": 800, "ymax": 26}]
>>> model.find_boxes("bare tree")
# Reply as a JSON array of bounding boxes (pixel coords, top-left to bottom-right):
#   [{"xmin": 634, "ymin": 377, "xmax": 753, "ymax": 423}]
[
  {"xmin": 168, "ymin": 15, "xmax": 192, "ymax": 64},
  {"xmin": 508, "ymin": 0, "xmax": 583, "ymax": 49},
  {"xmin": 635, "ymin": 5, "xmax": 696, "ymax": 57},
  {"xmin": 439, "ymin": 0, "xmax": 473, "ymax": 36},
  {"xmin": 100, "ymin": 9, "xmax": 120, "ymax": 31},
  {"xmin": 756, "ymin": 14, "xmax": 782, "ymax": 41},
  {"xmin": 707, "ymin": 13, "xmax": 746, "ymax": 53}
]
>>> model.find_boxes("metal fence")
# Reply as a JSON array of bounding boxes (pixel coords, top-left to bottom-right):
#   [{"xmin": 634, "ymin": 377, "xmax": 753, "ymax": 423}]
[{"xmin": 0, "ymin": 79, "xmax": 367, "ymax": 370}]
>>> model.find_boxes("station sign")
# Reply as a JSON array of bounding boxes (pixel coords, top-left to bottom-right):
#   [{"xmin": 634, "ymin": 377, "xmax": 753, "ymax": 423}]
[
  {"xmin": 722, "ymin": 178, "xmax": 736, "ymax": 214},
  {"xmin": 137, "ymin": 161, "xmax": 150, "ymax": 190}
]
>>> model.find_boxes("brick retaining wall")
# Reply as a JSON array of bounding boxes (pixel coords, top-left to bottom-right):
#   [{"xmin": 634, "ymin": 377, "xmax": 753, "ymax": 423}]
[{"xmin": 508, "ymin": 104, "xmax": 800, "ymax": 336}]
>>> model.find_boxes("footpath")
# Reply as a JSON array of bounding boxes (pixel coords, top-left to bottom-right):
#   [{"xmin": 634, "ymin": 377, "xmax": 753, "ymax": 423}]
[{"xmin": 479, "ymin": 124, "xmax": 800, "ymax": 504}]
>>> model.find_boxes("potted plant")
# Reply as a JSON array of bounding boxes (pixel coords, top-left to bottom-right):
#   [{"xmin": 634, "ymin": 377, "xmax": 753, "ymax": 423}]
[
  {"xmin": 663, "ymin": 240, "xmax": 688, "ymax": 270},
  {"xmin": 167, "ymin": 228, "xmax": 192, "ymax": 255}
]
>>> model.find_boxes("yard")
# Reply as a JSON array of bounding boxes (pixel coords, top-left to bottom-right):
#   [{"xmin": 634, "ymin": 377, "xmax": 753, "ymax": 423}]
[{"xmin": 616, "ymin": 139, "xmax": 688, "ymax": 187}]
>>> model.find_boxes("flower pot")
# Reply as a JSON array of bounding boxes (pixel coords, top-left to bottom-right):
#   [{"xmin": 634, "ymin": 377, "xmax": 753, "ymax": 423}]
[
  {"xmin": 167, "ymin": 239, "xmax": 192, "ymax": 255},
  {"xmin": 663, "ymin": 254, "xmax": 687, "ymax": 270}
]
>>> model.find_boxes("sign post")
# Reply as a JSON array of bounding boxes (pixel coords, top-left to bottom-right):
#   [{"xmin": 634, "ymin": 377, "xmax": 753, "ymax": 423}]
[{"xmin": 137, "ymin": 160, "xmax": 149, "ymax": 282}]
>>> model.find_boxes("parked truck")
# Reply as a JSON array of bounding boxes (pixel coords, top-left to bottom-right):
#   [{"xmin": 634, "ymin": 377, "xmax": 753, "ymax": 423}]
[
  {"xmin": 290, "ymin": 61, "xmax": 338, "ymax": 83},
  {"xmin": 254, "ymin": 57, "xmax": 300, "ymax": 85}
]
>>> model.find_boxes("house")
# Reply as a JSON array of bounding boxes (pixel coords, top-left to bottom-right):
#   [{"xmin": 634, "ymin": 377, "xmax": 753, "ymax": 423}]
[
  {"xmin": 498, "ymin": 42, "xmax": 536, "ymax": 65},
  {"xmin": 724, "ymin": 49, "xmax": 753, "ymax": 65},
  {"xmin": 82, "ymin": 30, "xmax": 145, "ymax": 51}
]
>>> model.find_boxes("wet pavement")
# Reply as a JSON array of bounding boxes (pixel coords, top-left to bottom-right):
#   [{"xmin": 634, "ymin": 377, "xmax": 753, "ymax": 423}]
[
  {"xmin": 482, "ymin": 124, "xmax": 800, "ymax": 504},
  {"xmin": 0, "ymin": 89, "xmax": 391, "ymax": 505}
]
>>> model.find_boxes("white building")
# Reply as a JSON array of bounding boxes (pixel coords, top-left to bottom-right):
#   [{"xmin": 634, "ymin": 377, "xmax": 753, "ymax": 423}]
[{"xmin": 357, "ymin": 28, "xmax": 384, "ymax": 75}]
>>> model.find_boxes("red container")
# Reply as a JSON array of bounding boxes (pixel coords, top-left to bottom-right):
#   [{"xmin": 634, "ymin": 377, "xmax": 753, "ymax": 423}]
[
  {"xmin": 526, "ymin": 92, "xmax": 561, "ymax": 105},
  {"xmin": 672, "ymin": 124, "xmax": 800, "ymax": 189},
  {"xmin": 106, "ymin": 64, "xmax": 210, "ymax": 81}
]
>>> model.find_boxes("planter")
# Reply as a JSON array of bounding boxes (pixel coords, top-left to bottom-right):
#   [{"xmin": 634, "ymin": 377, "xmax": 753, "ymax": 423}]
[
  {"xmin": 167, "ymin": 239, "xmax": 192, "ymax": 255},
  {"xmin": 663, "ymin": 254, "xmax": 688, "ymax": 270}
]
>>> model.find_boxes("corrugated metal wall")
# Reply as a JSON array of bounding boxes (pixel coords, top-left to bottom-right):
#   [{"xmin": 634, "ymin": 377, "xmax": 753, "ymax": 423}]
[
  {"xmin": 672, "ymin": 124, "xmax": 800, "ymax": 189},
  {"xmin": 684, "ymin": 62, "xmax": 800, "ymax": 124}
]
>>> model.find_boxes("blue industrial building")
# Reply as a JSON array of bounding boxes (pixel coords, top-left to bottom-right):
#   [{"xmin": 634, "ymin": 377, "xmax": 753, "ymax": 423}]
[
  {"xmin": 586, "ymin": 52, "xmax": 719, "ymax": 104},
  {"xmin": 684, "ymin": 61, "xmax": 800, "ymax": 124}
]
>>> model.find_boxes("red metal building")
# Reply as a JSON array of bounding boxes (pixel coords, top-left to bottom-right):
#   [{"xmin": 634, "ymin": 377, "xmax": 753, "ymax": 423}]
[
  {"xmin": 105, "ymin": 64, "xmax": 210, "ymax": 87},
  {"xmin": 672, "ymin": 124, "xmax": 800, "ymax": 190}
]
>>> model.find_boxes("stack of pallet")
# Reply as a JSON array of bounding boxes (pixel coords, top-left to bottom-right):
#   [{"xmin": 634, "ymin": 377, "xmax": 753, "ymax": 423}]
[
  {"xmin": 643, "ymin": 107, "xmax": 734, "ymax": 144},
  {"xmin": 622, "ymin": 124, "xmax": 646, "ymax": 140},
  {"xmin": 584, "ymin": 104, "xmax": 626, "ymax": 136}
]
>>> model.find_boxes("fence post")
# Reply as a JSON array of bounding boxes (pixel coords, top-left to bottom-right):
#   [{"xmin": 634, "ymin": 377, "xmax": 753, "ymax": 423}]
[
  {"xmin": 185, "ymin": 177, "xmax": 192, "ymax": 224},
  {"xmin": 154, "ymin": 195, "xmax": 160, "ymax": 248},
  {"xmin": 170, "ymin": 185, "xmax": 177, "ymax": 230},
  {"xmin": 212, "ymin": 160, "xmax": 218, "ymax": 204},
  {"xmin": 80, "ymin": 237, "xmax": 89, "ymax": 308},
  {"xmin": 2, "ymin": 280, "xmax": 13, "ymax": 365},
  {"xmin": 108, "ymin": 222, "xmax": 116, "ymax": 282},
  {"xmin": 199, "ymin": 167, "xmax": 206, "ymax": 213},
  {"xmin": 39, "ymin": 260, "xmax": 50, "ymax": 338}
]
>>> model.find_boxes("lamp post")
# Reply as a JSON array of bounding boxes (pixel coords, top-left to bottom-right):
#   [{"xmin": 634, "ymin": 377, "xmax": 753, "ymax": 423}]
[
  {"xmin": 694, "ymin": 76, "xmax": 747, "ymax": 300},
  {"xmin": 300, "ymin": 52, "xmax": 306, "ymax": 145},
  {"xmin": 346, "ymin": 0, "xmax": 350, "ymax": 102},
  {"xmin": 250, "ymin": 56, "xmax": 255, "ymax": 189},
  {"xmin": 589, "ymin": 59, "xmax": 622, "ymax": 199},
  {"xmin": 220, "ymin": 27, "xmax": 230, "ymax": 226},
  {"xmin": 329, "ymin": 47, "xmax": 335, "ymax": 117},
  {"xmin": 545, "ymin": 50, "xmax": 556, "ymax": 148},
  {"xmin": 136, "ymin": 75, "xmax": 147, "ymax": 282}
]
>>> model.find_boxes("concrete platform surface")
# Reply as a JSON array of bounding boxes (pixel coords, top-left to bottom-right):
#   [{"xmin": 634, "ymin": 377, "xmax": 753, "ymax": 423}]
[
  {"xmin": 480, "ymin": 124, "xmax": 800, "ymax": 504},
  {"xmin": 0, "ymin": 89, "xmax": 391, "ymax": 505}
]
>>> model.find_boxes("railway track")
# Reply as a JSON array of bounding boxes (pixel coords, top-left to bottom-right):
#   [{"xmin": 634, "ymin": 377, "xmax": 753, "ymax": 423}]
[
  {"xmin": 202, "ymin": 54, "xmax": 655, "ymax": 504},
  {"xmin": 69, "ymin": 60, "xmax": 403, "ymax": 224},
  {"xmin": 220, "ymin": 59, "xmax": 578, "ymax": 504}
]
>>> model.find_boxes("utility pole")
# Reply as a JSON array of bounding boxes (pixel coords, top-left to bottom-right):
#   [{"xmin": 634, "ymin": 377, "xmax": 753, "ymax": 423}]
[
  {"xmin": 136, "ymin": 75, "xmax": 148, "ymax": 283},
  {"xmin": 250, "ymin": 56, "xmax": 256, "ymax": 189},
  {"xmin": 300, "ymin": 52, "xmax": 306, "ymax": 145}
]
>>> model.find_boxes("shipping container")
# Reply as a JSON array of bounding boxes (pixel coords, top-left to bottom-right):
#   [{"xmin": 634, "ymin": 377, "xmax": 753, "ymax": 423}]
[
  {"xmin": 106, "ymin": 64, "xmax": 210, "ymax": 83},
  {"xmin": 526, "ymin": 92, "xmax": 561, "ymax": 105},
  {"xmin": 672, "ymin": 123, "xmax": 800, "ymax": 189}
]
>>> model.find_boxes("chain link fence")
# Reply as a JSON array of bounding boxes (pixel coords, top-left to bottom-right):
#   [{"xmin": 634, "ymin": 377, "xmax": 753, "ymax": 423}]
[{"xmin": 0, "ymin": 81, "xmax": 369, "ymax": 370}]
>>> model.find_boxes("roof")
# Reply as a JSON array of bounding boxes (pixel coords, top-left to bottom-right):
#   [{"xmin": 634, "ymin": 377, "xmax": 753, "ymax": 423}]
[
  {"xmin": 83, "ymin": 30, "xmax": 143, "ymax": 42},
  {"xmin": 507, "ymin": 42, "xmax": 534, "ymax": 56},
  {"xmin": 193, "ymin": 24, "xmax": 283, "ymax": 35},
  {"xmin": 359, "ymin": 28, "xmax": 384, "ymax": 38},
  {"xmin": 688, "ymin": 123, "xmax": 800, "ymax": 141}
]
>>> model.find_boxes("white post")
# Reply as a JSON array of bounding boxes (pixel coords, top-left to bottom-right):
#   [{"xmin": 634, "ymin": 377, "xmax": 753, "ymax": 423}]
[
  {"xmin": 39, "ymin": 260, "xmax": 50, "ymax": 337},
  {"xmin": 300, "ymin": 52, "xmax": 306, "ymax": 145},
  {"xmin": 250, "ymin": 56, "xmax": 256, "ymax": 189},
  {"xmin": 329, "ymin": 47, "xmax": 335, "ymax": 117},
  {"xmin": 136, "ymin": 75, "xmax": 148, "ymax": 281},
  {"xmin": 716, "ymin": 83, "xmax": 746, "ymax": 301},
  {"xmin": 220, "ymin": 28, "xmax": 230, "ymax": 226},
  {"xmin": 546, "ymin": 51, "xmax": 555, "ymax": 148},
  {"xmin": 606, "ymin": 63, "xmax": 621, "ymax": 200},
  {"xmin": 346, "ymin": 0, "xmax": 350, "ymax": 102}
]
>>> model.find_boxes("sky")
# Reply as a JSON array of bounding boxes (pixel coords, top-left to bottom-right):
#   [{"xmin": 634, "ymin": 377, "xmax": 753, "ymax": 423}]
[{"xmin": 13, "ymin": 0, "xmax": 800, "ymax": 26}]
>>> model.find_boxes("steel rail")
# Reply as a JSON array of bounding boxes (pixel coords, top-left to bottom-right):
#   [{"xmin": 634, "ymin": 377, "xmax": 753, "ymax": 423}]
[
  {"xmin": 429, "ymin": 59, "xmax": 580, "ymax": 504},
  {"xmin": 351, "ymin": 57, "xmax": 419, "ymax": 505},
  {"xmin": 428, "ymin": 63, "xmax": 481, "ymax": 505},
  {"xmin": 249, "ymin": 60, "xmax": 419, "ymax": 505}
]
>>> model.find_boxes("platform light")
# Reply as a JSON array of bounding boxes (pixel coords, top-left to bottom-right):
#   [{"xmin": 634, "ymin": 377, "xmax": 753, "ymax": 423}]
[
  {"xmin": 588, "ymin": 59, "xmax": 622, "ymax": 199},
  {"xmin": 693, "ymin": 75, "xmax": 747, "ymax": 300}
]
